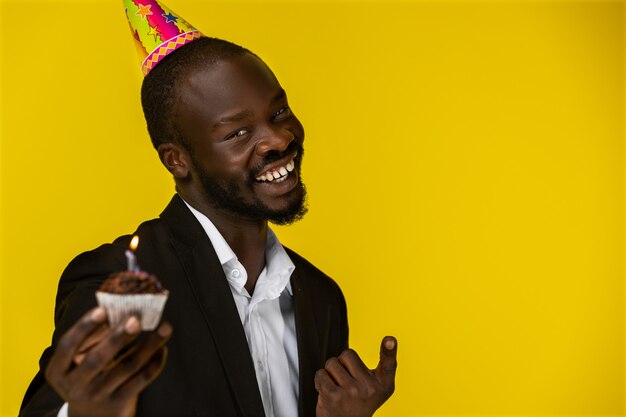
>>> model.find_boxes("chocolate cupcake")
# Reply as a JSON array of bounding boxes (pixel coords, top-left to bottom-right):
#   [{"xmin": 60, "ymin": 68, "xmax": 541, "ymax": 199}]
[{"xmin": 96, "ymin": 270, "xmax": 169, "ymax": 331}]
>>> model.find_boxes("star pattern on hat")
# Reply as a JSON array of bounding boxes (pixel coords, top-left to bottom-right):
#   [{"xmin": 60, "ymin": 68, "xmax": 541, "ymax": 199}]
[
  {"xmin": 162, "ymin": 12, "xmax": 178, "ymax": 23},
  {"xmin": 136, "ymin": 4, "xmax": 153, "ymax": 20},
  {"xmin": 124, "ymin": 0, "xmax": 204, "ymax": 76},
  {"xmin": 147, "ymin": 23, "xmax": 161, "ymax": 41}
]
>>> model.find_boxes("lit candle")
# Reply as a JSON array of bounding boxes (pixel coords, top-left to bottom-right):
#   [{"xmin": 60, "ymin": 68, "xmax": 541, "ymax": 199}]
[{"xmin": 125, "ymin": 235, "xmax": 140, "ymax": 273}]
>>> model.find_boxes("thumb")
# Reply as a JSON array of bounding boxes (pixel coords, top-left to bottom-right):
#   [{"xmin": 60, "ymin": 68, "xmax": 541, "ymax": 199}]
[{"xmin": 374, "ymin": 336, "xmax": 398, "ymax": 387}]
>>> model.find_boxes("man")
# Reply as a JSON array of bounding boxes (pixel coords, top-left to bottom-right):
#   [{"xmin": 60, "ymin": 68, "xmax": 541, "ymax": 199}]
[{"xmin": 20, "ymin": 2, "xmax": 397, "ymax": 416}]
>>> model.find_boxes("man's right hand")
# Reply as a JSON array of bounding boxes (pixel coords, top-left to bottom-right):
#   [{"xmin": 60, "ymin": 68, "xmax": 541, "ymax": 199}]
[{"xmin": 45, "ymin": 307, "xmax": 172, "ymax": 417}]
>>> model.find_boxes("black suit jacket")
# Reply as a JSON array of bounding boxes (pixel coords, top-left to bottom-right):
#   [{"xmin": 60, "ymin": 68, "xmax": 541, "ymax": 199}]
[{"xmin": 20, "ymin": 195, "xmax": 349, "ymax": 417}]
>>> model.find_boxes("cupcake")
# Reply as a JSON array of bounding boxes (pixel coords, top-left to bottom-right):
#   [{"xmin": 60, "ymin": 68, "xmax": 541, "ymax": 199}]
[{"xmin": 96, "ymin": 237, "xmax": 169, "ymax": 331}]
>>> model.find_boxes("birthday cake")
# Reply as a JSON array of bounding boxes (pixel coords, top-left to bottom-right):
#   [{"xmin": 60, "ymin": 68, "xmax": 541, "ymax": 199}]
[
  {"xmin": 99, "ymin": 270, "xmax": 164, "ymax": 294},
  {"xmin": 96, "ymin": 269, "xmax": 169, "ymax": 331}
]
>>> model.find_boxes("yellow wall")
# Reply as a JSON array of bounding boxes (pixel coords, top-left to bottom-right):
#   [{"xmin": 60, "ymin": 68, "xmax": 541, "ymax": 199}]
[{"xmin": 1, "ymin": 1, "xmax": 624, "ymax": 416}]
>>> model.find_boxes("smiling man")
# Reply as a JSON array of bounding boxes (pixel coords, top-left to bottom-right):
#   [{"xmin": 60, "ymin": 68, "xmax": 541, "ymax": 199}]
[{"xmin": 19, "ymin": 2, "xmax": 397, "ymax": 417}]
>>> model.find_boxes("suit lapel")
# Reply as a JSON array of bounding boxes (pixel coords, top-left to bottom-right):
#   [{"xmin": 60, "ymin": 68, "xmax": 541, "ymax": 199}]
[
  {"xmin": 160, "ymin": 196, "xmax": 265, "ymax": 417},
  {"xmin": 291, "ymin": 267, "xmax": 323, "ymax": 417}
]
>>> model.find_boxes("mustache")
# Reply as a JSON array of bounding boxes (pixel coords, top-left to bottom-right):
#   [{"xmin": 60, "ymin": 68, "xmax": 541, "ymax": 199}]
[{"xmin": 252, "ymin": 141, "xmax": 304, "ymax": 176}]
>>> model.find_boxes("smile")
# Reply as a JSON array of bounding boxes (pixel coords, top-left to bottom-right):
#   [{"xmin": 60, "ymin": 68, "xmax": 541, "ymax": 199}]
[{"xmin": 255, "ymin": 157, "xmax": 296, "ymax": 183}]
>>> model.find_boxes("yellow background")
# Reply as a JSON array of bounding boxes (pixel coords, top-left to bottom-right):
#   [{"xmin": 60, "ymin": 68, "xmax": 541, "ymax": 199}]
[{"xmin": 1, "ymin": 0, "xmax": 624, "ymax": 416}]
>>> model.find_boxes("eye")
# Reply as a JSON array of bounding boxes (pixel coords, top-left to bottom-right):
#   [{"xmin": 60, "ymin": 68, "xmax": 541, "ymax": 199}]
[
  {"xmin": 273, "ymin": 106, "xmax": 291, "ymax": 121},
  {"xmin": 225, "ymin": 128, "xmax": 249, "ymax": 140}
]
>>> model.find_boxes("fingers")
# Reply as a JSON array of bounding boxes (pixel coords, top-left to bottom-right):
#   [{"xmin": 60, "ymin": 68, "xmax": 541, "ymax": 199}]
[
  {"xmin": 323, "ymin": 357, "xmax": 354, "ymax": 387},
  {"xmin": 337, "ymin": 349, "xmax": 373, "ymax": 381},
  {"xmin": 47, "ymin": 307, "xmax": 108, "ymax": 380},
  {"xmin": 314, "ymin": 368, "xmax": 338, "ymax": 394},
  {"xmin": 315, "ymin": 338, "xmax": 398, "ymax": 416},
  {"xmin": 74, "ymin": 325, "xmax": 111, "ymax": 365},
  {"xmin": 113, "ymin": 345, "xmax": 168, "ymax": 401},
  {"xmin": 68, "ymin": 316, "xmax": 142, "ymax": 384},
  {"xmin": 374, "ymin": 336, "xmax": 397, "ymax": 386},
  {"xmin": 98, "ymin": 322, "xmax": 173, "ymax": 397},
  {"xmin": 45, "ymin": 309, "xmax": 173, "ymax": 416}
]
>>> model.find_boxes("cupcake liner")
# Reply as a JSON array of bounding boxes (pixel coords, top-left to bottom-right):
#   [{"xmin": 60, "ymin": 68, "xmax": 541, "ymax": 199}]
[{"xmin": 96, "ymin": 291, "xmax": 169, "ymax": 331}]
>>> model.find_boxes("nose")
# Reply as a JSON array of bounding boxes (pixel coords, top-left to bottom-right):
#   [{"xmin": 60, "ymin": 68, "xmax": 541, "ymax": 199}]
[{"xmin": 254, "ymin": 126, "xmax": 294, "ymax": 157}]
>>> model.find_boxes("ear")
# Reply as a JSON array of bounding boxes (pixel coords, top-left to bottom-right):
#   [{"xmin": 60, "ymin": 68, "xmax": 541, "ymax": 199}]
[{"xmin": 158, "ymin": 142, "xmax": 192, "ymax": 179}]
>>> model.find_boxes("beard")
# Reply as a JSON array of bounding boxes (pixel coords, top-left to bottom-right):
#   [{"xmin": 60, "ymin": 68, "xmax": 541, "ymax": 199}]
[{"xmin": 190, "ymin": 142, "xmax": 308, "ymax": 225}]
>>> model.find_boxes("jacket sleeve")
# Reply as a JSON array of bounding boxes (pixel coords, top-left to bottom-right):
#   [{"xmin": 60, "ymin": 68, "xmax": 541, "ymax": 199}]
[{"xmin": 19, "ymin": 242, "xmax": 128, "ymax": 417}]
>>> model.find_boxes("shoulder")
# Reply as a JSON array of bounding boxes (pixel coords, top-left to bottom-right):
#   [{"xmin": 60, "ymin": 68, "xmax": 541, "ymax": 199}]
[
  {"xmin": 284, "ymin": 246, "xmax": 332, "ymax": 280},
  {"xmin": 284, "ymin": 246, "xmax": 345, "ymax": 299},
  {"xmin": 62, "ymin": 218, "xmax": 164, "ymax": 281},
  {"xmin": 285, "ymin": 247, "xmax": 350, "ymax": 354}
]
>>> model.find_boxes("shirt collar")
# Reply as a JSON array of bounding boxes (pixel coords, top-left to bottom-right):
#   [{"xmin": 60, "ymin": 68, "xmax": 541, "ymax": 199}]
[
  {"xmin": 182, "ymin": 199, "xmax": 295, "ymax": 297},
  {"xmin": 183, "ymin": 200, "xmax": 237, "ymax": 266}
]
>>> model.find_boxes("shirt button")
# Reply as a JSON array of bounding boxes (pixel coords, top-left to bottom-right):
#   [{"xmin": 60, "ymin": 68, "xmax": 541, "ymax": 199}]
[
  {"xmin": 231, "ymin": 269, "xmax": 240, "ymax": 278},
  {"xmin": 257, "ymin": 360, "xmax": 264, "ymax": 371}
]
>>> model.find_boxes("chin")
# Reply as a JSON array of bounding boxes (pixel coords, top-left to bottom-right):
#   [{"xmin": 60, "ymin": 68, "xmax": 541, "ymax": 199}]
[{"xmin": 265, "ymin": 184, "xmax": 308, "ymax": 225}]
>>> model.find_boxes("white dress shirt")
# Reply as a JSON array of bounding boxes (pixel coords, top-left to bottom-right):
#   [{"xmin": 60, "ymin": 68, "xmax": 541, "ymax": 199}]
[
  {"xmin": 59, "ymin": 203, "xmax": 299, "ymax": 417},
  {"xmin": 184, "ymin": 201, "xmax": 299, "ymax": 417}
]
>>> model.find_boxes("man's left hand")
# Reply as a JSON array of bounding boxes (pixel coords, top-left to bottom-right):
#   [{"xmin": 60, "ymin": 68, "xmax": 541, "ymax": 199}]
[{"xmin": 315, "ymin": 336, "xmax": 398, "ymax": 417}]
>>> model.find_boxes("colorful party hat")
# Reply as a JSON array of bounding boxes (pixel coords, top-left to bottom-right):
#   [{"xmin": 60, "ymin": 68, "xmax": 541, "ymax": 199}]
[{"xmin": 123, "ymin": 0, "xmax": 203, "ymax": 76}]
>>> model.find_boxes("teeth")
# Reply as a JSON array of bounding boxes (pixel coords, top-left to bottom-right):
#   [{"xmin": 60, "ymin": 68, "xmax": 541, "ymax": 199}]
[{"xmin": 255, "ymin": 158, "xmax": 296, "ymax": 182}]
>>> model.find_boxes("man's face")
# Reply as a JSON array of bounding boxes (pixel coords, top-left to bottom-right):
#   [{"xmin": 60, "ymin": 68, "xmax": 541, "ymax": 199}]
[{"xmin": 175, "ymin": 53, "xmax": 307, "ymax": 224}]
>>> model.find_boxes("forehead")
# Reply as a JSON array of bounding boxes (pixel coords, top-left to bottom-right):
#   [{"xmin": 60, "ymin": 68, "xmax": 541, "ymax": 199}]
[{"xmin": 177, "ymin": 54, "xmax": 283, "ymax": 123}]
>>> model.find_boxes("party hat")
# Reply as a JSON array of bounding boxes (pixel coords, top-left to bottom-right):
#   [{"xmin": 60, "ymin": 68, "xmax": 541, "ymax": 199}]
[{"xmin": 123, "ymin": 0, "xmax": 203, "ymax": 76}]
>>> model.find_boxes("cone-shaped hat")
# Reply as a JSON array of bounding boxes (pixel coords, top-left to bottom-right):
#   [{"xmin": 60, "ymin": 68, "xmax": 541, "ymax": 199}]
[{"xmin": 123, "ymin": 0, "xmax": 203, "ymax": 76}]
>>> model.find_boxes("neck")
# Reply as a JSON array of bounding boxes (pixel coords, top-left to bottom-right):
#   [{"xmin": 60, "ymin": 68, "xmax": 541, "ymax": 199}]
[{"xmin": 180, "ymin": 190, "xmax": 268, "ymax": 294}]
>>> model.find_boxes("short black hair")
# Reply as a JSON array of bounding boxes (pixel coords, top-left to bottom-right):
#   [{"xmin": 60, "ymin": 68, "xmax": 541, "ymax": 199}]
[{"xmin": 140, "ymin": 37, "xmax": 251, "ymax": 149}]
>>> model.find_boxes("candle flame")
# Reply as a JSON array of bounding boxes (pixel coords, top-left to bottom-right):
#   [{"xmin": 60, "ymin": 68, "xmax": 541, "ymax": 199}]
[{"xmin": 130, "ymin": 235, "xmax": 139, "ymax": 251}]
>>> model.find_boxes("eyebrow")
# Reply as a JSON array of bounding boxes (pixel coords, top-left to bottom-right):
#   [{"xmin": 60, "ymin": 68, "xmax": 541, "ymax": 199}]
[
  {"xmin": 213, "ymin": 110, "xmax": 253, "ymax": 128},
  {"xmin": 272, "ymin": 89, "xmax": 286, "ymax": 103},
  {"xmin": 213, "ymin": 89, "xmax": 287, "ymax": 128}
]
